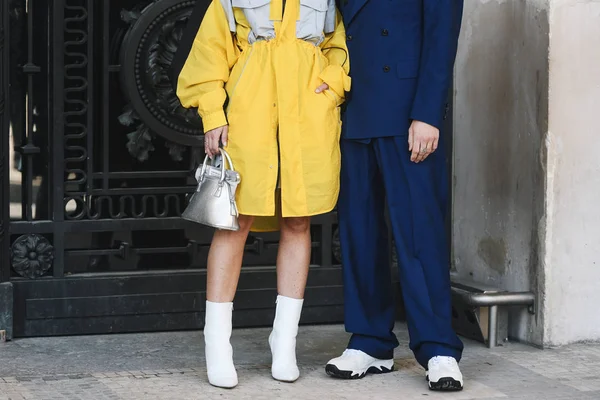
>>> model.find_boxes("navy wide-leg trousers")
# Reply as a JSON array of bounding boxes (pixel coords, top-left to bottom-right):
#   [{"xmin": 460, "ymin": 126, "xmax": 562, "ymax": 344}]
[{"xmin": 338, "ymin": 135, "xmax": 464, "ymax": 368}]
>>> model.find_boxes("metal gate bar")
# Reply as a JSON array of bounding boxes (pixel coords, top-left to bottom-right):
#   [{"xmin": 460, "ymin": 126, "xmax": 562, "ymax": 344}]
[
  {"xmin": 0, "ymin": 0, "xmax": 10, "ymax": 284},
  {"xmin": 52, "ymin": 0, "xmax": 66, "ymax": 279}
]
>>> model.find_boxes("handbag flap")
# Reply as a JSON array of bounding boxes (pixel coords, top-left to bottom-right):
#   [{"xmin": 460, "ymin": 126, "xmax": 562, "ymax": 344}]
[{"xmin": 202, "ymin": 165, "xmax": 241, "ymax": 183}]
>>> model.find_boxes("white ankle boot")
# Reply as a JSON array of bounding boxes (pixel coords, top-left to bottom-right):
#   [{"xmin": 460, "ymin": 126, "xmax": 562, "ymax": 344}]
[
  {"xmin": 269, "ymin": 295, "xmax": 304, "ymax": 382},
  {"xmin": 204, "ymin": 301, "xmax": 238, "ymax": 388}
]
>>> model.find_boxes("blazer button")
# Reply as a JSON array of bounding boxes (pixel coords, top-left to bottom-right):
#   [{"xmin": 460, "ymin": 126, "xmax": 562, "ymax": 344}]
[
  {"xmin": 347, "ymin": 34, "xmax": 353, "ymax": 41},
  {"xmin": 381, "ymin": 29, "xmax": 389, "ymax": 36},
  {"xmin": 383, "ymin": 65, "xmax": 391, "ymax": 73}
]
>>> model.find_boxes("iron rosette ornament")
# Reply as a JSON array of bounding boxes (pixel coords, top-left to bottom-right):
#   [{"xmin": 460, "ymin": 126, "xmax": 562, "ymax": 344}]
[
  {"xmin": 11, "ymin": 234, "xmax": 55, "ymax": 279},
  {"xmin": 119, "ymin": 0, "xmax": 204, "ymax": 162}
]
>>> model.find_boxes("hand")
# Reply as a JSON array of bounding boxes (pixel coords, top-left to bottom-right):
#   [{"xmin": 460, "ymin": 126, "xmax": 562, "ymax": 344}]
[
  {"xmin": 204, "ymin": 125, "xmax": 228, "ymax": 158},
  {"xmin": 315, "ymin": 82, "xmax": 329, "ymax": 93},
  {"xmin": 408, "ymin": 120, "xmax": 439, "ymax": 163}
]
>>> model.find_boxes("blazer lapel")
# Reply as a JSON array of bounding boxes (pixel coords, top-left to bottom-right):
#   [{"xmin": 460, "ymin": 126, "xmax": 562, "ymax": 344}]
[{"xmin": 342, "ymin": 0, "xmax": 370, "ymax": 26}]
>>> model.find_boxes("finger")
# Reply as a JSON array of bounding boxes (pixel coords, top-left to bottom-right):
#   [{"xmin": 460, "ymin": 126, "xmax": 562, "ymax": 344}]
[
  {"xmin": 315, "ymin": 83, "xmax": 329, "ymax": 93},
  {"xmin": 418, "ymin": 144, "xmax": 429, "ymax": 163},
  {"xmin": 414, "ymin": 142, "xmax": 424, "ymax": 163},
  {"xmin": 316, "ymin": 83, "xmax": 329, "ymax": 93},
  {"xmin": 421, "ymin": 140, "xmax": 435, "ymax": 161},
  {"xmin": 422, "ymin": 140, "xmax": 434, "ymax": 162},
  {"xmin": 216, "ymin": 128, "xmax": 225, "ymax": 153},
  {"xmin": 420, "ymin": 140, "xmax": 435, "ymax": 162},
  {"xmin": 418, "ymin": 139, "xmax": 431, "ymax": 163},
  {"xmin": 221, "ymin": 125, "xmax": 229, "ymax": 148},
  {"xmin": 205, "ymin": 134, "xmax": 216, "ymax": 158},
  {"xmin": 408, "ymin": 126, "xmax": 414, "ymax": 152},
  {"xmin": 204, "ymin": 137, "xmax": 212, "ymax": 157},
  {"xmin": 432, "ymin": 138, "xmax": 439, "ymax": 152},
  {"xmin": 411, "ymin": 139, "xmax": 421, "ymax": 162},
  {"xmin": 210, "ymin": 131, "xmax": 220, "ymax": 156}
]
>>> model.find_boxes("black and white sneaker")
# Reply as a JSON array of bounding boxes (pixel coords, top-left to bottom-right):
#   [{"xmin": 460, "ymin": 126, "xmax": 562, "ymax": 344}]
[
  {"xmin": 325, "ymin": 349, "xmax": 394, "ymax": 379},
  {"xmin": 426, "ymin": 356, "xmax": 464, "ymax": 391}
]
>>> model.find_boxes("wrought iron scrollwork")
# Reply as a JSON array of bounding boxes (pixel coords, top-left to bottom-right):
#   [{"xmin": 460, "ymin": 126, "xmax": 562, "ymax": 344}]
[
  {"xmin": 119, "ymin": 0, "xmax": 203, "ymax": 162},
  {"xmin": 10, "ymin": 234, "xmax": 55, "ymax": 279},
  {"xmin": 72, "ymin": 193, "xmax": 184, "ymax": 220},
  {"xmin": 64, "ymin": 1, "xmax": 90, "ymax": 190}
]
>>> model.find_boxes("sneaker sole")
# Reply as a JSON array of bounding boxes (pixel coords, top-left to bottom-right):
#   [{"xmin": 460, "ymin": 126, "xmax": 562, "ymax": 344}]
[
  {"xmin": 428, "ymin": 377, "xmax": 463, "ymax": 391},
  {"xmin": 325, "ymin": 363, "xmax": 394, "ymax": 380}
]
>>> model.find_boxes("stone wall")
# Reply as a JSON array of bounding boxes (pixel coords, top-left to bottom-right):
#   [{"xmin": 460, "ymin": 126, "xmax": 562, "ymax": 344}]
[
  {"xmin": 453, "ymin": 0, "xmax": 550, "ymax": 345},
  {"xmin": 454, "ymin": 0, "xmax": 600, "ymax": 346}
]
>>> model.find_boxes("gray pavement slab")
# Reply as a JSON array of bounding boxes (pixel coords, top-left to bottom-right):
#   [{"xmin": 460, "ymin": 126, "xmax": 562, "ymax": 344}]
[{"xmin": 0, "ymin": 324, "xmax": 599, "ymax": 399}]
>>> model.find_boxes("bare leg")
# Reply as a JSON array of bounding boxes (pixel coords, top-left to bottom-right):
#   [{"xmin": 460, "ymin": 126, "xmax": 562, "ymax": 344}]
[
  {"xmin": 277, "ymin": 217, "xmax": 311, "ymax": 299},
  {"xmin": 276, "ymin": 217, "xmax": 311, "ymax": 298},
  {"xmin": 206, "ymin": 214, "xmax": 254, "ymax": 302},
  {"xmin": 270, "ymin": 216, "xmax": 311, "ymax": 382},
  {"xmin": 204, "ymin": 214, "xmax": 253, "ymax": 389}
]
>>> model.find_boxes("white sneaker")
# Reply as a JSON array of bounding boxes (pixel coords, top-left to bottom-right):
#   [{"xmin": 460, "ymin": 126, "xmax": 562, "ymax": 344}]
[
  {"xmin": 426, "ymin": 356, "xmax": 463, "ymax": 391},
  {"xmin": 325, "ymin": 349, "xmax": 394, "ymax": 379}
]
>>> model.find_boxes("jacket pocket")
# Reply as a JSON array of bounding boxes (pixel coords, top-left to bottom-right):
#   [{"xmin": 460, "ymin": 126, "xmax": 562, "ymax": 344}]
[
  {"xmin": 232, "ymin": 0, "xmax": 272, "ymax": 39},
  {"xmin": 298, "ymin": 0, "xmax": 328, "ymax": 41},
  {"xmin": 396, "ymin": 58, "xmax": 419, "ymax": 79},
  {"xmin": 323, "ymin": 89, "xmax": 343, "ymax": 107}
]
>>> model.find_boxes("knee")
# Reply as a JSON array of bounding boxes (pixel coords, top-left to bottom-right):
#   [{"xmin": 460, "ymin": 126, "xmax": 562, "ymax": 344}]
[
  {"xmin": 281, "ymin": 217, "xmax": 311, "ymax": 235},
  {"xmin": 238, "ymin": 215, "xmax": 255, "ymax": 232}
]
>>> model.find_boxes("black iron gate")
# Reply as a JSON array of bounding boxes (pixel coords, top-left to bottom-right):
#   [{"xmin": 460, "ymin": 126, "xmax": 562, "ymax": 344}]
[{"xmin": 0, "ymin": 0, "xmax": 361, "ymax": 338}]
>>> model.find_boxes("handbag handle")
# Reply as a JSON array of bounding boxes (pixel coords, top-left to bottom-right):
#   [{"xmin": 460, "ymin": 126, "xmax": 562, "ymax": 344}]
[{"xmin": 199, "ymin": 149, "xmax": 236, "ymax": 183}]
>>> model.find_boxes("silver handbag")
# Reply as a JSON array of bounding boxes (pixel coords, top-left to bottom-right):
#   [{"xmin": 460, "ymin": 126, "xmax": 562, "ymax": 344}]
[{"xmin": 182, "ymin": 149, "xmax": 241, "ymax": 231}]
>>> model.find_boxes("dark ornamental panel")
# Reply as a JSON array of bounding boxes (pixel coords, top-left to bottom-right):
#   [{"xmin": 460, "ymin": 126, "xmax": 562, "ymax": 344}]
[
  {"xmin": 2, "ymin": 0, "xmax": 352, "ymax": 338},
  {"xmin": 119, "ymin": 0, "xmax": 203, "ymax": 162}
]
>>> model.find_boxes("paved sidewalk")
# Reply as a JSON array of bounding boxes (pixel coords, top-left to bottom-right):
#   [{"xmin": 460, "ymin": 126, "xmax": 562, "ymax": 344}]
[{"xmin": 1, "ymin": 324, "xmax": 599, "ymax": 400}]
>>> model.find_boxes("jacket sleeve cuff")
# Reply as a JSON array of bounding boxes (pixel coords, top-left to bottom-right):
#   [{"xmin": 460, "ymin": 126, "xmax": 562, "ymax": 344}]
[
  {"xmin": 318, "ymin": 65, "xmax": 351, "ymax": 99},
  {"xmin": 410, "ymin": 99, "xmax": 444, "ymax": 131},
  {"xmin": 409, "ymin": 112, "xmax": 442, "ymax": 131},
  {"xmin": 200, "ymin": 110, "xmax": 228, "ymax": 133}
]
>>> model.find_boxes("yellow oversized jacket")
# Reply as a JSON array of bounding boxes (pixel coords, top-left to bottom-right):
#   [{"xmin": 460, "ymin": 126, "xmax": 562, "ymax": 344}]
[{"xmin": 176, "ymin": 0, "xmax": 350, "ymax": 231}]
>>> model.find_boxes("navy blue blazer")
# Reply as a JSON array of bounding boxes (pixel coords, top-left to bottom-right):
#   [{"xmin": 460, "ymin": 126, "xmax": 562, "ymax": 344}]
[{"xmin": 338, "ymin": 0, "xmax": 463, "ymax": 139}]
